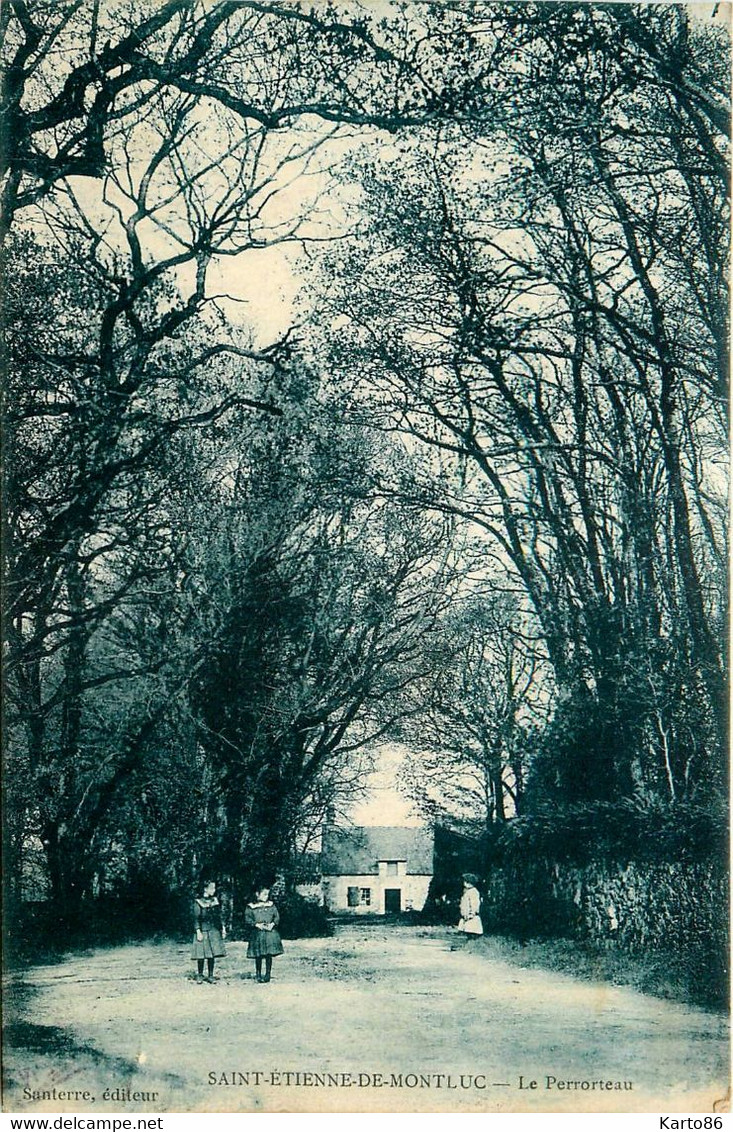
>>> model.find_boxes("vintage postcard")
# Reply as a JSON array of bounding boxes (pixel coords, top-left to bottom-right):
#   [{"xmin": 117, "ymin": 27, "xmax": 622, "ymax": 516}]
[{"xmin": 1, "ymin": 0, "xmax": 729, "ymax": 1117}]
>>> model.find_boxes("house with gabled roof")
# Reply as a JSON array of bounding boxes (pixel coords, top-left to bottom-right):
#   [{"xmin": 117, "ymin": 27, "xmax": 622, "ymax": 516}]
[{"xmin": 321, "ymin": 824, "xmax": 434, "ymax": 915}]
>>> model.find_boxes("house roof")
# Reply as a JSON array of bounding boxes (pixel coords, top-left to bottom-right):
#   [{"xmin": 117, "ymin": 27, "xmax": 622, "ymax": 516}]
[{"xmin": 321, "ymin": 825, "xmax": 434, "ymax": 876}]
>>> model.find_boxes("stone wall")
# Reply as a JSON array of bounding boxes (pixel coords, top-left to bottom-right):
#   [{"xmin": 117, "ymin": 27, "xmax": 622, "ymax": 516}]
[{"xmin": 480, "ymin": 854, "xmax": 728, "ymax": 1005}]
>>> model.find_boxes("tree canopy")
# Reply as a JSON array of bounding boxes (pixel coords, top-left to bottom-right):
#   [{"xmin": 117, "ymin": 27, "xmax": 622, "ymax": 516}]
[{"xmin": 2, "ymin": 1, "xmax": 728, "ymax": 926}]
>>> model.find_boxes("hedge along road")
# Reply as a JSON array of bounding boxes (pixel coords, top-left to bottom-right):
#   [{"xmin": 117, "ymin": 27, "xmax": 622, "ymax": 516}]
[{"xmin": 2, "ymin": 924, "xmax": 728, "ymax": 1114}]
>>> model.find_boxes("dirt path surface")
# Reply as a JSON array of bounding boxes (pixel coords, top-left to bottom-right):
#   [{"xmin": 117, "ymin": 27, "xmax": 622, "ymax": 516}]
[{"xmin": 3, "ymin": 924, "xmax": 728, "ymax": 1114}]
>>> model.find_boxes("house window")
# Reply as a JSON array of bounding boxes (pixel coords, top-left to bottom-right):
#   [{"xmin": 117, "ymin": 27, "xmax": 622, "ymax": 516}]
[
  {"xmin": 347, "ymin": 886, "xmax": 359, "ymax": 907},
  {"xmin": 386, "ymin": 861, "xmax": 399, "ymax": 877},
  {"xmin": 360, "ymin": 888, "xmax": 371, "ymax": 905}
]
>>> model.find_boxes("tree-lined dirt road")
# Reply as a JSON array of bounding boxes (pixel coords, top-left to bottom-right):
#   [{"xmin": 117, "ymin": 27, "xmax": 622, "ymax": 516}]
[{"xmin": 3, "ymin": 925, "xmax": 728, "ymax": 1114}]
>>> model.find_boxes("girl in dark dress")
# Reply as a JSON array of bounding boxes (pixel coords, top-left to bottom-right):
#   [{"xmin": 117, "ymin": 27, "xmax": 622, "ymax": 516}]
[
  {"xmin": 244, "ymin": 887, "xmax": 283, "ymax": 983},
  {"xmin": 191, "ymin": 878, "xmax": 227, "ymax": 982}
]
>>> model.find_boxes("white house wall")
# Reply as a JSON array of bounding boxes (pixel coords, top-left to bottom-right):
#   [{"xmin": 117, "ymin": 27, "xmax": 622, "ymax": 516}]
[
  {"xmin": 323, "ymin": 874, "xmax": 431, "ymax": 915},
  {"xmin": 294, "ymin": 883, "xmax": 322, "ymax": 903}
]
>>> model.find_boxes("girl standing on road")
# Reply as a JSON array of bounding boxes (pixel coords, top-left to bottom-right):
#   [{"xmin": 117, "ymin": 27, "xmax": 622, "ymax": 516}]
[
  {"xmin": 191, "ymin": 878, "xmax": 227, "ymax": 982},
  {"xmin": 457, "ymin": 873, "xmax": 484, "ymax": 942},
  {"xmin": 245, "ymin": 886, "xmax": 284, "ymax": 983}
]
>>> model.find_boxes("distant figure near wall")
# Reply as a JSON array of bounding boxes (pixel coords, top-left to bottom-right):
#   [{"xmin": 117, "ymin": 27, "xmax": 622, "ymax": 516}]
[{"xmin": 457, "ymin": 873, "xmax": 483, "ymax": 941}]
